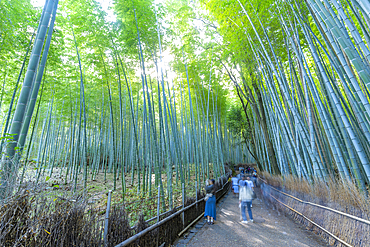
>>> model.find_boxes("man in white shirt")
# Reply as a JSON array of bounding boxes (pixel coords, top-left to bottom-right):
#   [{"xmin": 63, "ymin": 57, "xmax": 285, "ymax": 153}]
[
  {"xmin": 231, "ymin": 176, "xmax": 239, "ymax": 196},
  {"xmin": 245, "ymin": 176, "xmax": 254, "ymax": 190},
  {"xmin": 238, "ymin": 175, "xmax": 254, "ymax": 223},
  {"xmin": 245, "ymin": 175, "xmax": 254, "ymax": 207}
]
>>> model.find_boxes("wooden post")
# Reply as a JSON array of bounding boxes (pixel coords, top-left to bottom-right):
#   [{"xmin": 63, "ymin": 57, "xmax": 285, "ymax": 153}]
[
  {"xmin": 156, "ymin": 185, "xmax": 160, "ymax": 247},
  {"xmin": 195, "ymin": 181, "xmax": 198, "ymax": 212},
  {"xmin": 182, "ymin": 183, "xmax": 185, "ymax": 227},
  {"xmin": 104, "ymin": 190, "xmax": 112, "ymax": 247}
]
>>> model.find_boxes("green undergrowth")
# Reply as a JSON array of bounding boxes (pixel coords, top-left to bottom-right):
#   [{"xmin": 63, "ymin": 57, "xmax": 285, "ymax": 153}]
[{"xmin": 18, "ymin": 162, "xmax": 217, "ymax": 225}]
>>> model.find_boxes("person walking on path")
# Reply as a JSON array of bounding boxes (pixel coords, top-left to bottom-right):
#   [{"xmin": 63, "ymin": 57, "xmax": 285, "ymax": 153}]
[
  {"xmin": 252, "ymin": 169, "xmax": 258, "ymax": 187},
  {"xmin": 236, "ymin": 170, "xmax": 243, "ymax": 180},
  {"xmin": 245, "ymin": 175, "xmax": 255, "ymax": 207},
  {"xmin": 231, "ymin": 176, "xmax": 239, "ymax": 197},
  {"xmin": 239, "ymin": 175, "xmax": 254, "ymax": 224},
  {"xmin": 204, "ymin": 179, "xmax": 216, "ymax": 225},
  {"xmin": 245, "ymin": 175, "xmax": 254, "ymax": 190}
]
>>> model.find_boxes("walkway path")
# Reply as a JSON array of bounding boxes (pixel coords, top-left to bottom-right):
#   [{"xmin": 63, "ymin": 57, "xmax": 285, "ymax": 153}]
[{"xmin": 178, "ymin": 187, "xmax": 328, "ymax": 247}]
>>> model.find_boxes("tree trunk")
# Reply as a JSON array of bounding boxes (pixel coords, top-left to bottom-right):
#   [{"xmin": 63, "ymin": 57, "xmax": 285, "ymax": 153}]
[
  {"xmin": 251, "ymin": 81, "xmax": 281, "ymax": 175},
  {"xmin": 234, "ymin": 85, "xmax": 262, "ymax": 168},
  {"xmin": 0, "ymin": 0, "xmax": 57, "ymax": 201}
]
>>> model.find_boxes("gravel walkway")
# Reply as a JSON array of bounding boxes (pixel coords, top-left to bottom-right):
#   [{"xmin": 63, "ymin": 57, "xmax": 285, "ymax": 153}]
[{"xmin": 177, "ymin": 187, "xmax": 328, "ymax": 247}]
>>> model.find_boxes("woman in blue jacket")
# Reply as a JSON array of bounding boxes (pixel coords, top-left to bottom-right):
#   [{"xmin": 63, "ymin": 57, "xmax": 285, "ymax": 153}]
[{"xmin": 204, "ymin": 179, "xmax": 216, "ymax": 225}]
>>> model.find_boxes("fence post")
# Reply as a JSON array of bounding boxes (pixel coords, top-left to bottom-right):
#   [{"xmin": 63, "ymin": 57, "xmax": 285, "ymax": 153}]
[
  {"xmin": 104, "ymin": 190, "xmax": 112, "ymax": 247},
  {"xmin": 156, "ymin": 185, "xmax": 160, "ymax": 247},
  {"xmin": 182, "ymin": 183, "xmax": 185, "ymax": 227},
  {"xmin": 157, "ymin": 185, "xmax": 161, "ymax": 222},
  {"xmin": 195, "ymin": 181, "xmax": 198, "ymax": 201}
]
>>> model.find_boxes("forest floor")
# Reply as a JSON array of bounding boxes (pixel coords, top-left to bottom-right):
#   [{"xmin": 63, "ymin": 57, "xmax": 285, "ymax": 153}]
[
  {"xmin": 176, "ymin": 187, "xmax": 329, "ymax": 247},
  {"xmin": 20, "ymin": 164, "xmax": 203, "ymax": 224}
]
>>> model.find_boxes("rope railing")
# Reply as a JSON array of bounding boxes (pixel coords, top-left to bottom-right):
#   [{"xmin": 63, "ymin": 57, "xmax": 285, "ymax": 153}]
[
  {"xmin": 259, "ymin": 177, "xmax": 369, "ymax": 247},
  {"xmin": 267, "ymin": 193, "xmax": 352, "ymax": 247},
  {"xmin": 258, "ymin": 177, "xmax": 370, "ymax": 225}
]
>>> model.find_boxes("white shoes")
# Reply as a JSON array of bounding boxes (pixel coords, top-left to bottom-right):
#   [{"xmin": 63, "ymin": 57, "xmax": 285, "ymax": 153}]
[{"xmin": 241, "ymin": 220, "xmax": 253, "ymax": 223}]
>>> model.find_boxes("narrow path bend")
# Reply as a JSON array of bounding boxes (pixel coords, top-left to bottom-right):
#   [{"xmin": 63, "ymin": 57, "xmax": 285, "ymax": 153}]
[{"xmin": 182, "ymin": 187, "xmax": 329, "ymax": 247}]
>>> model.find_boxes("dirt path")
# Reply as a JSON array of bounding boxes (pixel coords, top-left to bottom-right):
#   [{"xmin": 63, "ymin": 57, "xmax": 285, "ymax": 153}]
[{"xmin": 180, "ymin": 187, "xmax": 328, "ymax": 247}]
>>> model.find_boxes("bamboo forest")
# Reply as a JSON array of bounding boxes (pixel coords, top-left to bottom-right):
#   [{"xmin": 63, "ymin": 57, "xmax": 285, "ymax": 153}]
[{"xmin": 0, "ymin": 0, "xmax": 370, "ymax": 246}]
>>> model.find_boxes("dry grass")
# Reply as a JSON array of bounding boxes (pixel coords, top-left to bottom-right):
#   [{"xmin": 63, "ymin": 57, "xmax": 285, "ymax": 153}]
[
  {"xmin": 260, "ymin": 172, "xmax": 370, "ymax": 246},
  {"xmin": 261, "ymin": 172, "xmax": 369, "ymax": 212}
]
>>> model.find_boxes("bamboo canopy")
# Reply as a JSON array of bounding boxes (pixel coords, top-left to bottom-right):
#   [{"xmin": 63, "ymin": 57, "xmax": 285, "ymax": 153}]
[{"xmin": 0, "ymin": 0, "xmax": 370, "ymax": 202}]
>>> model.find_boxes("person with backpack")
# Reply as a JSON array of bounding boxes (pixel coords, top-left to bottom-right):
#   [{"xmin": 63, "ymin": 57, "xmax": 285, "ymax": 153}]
[{"xmin": 239, "ymin": 175, "xmax": 254, "ymax": 224}]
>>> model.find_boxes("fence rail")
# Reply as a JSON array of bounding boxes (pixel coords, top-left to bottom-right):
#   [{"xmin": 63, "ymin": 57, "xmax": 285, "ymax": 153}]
[
  {"xmin": 259, "ymin": 178, "xmax": 370, "ymax": 225},
  {"xmin": 259, "ymin": 177, "xmax": 369, "ymax": 247},
  {"xmin": 115, "ymin": 176, "xmax": 230, "ymax": 247},
  {"xmin": 0, "ymin": 173, "xmax": 230, "ymax": 247}
]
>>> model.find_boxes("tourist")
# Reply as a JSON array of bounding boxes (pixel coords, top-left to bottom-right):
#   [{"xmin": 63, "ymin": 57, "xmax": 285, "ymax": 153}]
[
  {"xmin": 231, "ymin": 176, "xmax": 239, "ymax": 197},
  {"xmin": 239, "ymin": 175, "xmax": 254, "ymax": 223},
  {"xmin": 204, "ymin": 179, "xmax": 216, "ymax": 225},
  {"xmin": 252, "ymin": 169, "xmax": 258, "ymax": 186},
  {"xmin": 246, "ymin": 175, "xmax": 254, "ymax": 191},
  {"xmin": 246, "ymin": 175, "xmax": 255, "ymax": 207},
  {"xmin": 228, "ymin": 175, "xmax": 232, "ymax": 192},
  {"xmin": 236, "ymin": 171, "xmax": 242, "ymax": 180}
]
